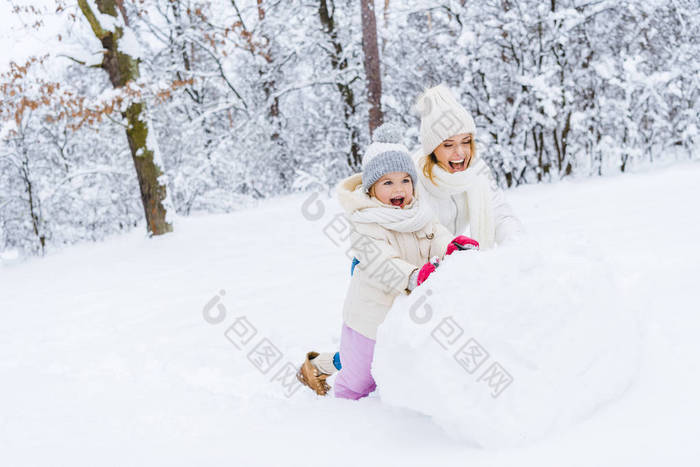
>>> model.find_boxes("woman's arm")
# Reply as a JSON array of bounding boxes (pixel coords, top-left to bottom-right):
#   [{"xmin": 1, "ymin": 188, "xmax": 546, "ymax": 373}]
[
  {"xmin": 491, "ymin": 187, "xmax": 524, "ymax": 245},
  {"xmin": 430, "ymin": 221, "xmax": 454, "ymax": 259}
]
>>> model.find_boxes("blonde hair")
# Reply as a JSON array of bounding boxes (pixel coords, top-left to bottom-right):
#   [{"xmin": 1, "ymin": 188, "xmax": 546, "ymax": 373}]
[{"xmin": 421, "ymin": 136, "xmax": 477, "ymax": 186}]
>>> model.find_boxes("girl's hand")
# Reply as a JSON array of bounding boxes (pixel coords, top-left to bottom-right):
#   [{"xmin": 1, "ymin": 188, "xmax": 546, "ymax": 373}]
[
  {"xmin": 417, "ymin": 262, "xmax": 437, "ymax": 286},
  {"xmin": 446, "ymin": 235, "xmax": 480, "ymax": 255}
]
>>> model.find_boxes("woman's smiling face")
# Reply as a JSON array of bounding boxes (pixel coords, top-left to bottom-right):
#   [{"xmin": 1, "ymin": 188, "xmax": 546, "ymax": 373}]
[
  {"xmin": 433, "ymin": 133, "xmax": 473, "ymax": 173},
  {"xmin": 369, "ymin": 172, "xmax": 413, "ymax": 208}
]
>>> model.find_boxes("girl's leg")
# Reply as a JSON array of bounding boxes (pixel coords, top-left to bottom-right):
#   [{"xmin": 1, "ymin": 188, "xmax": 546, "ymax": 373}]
[
  {"xmin": 309, "ymin": 352, "xmax": 340, "ymax": 375},
  {"xmin": 334, "ymin": 324, "xmax": 377, "ymax": 400}
]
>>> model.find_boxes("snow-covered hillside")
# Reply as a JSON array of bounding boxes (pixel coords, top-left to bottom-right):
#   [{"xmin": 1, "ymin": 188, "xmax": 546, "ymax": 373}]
[{"xmin": 1, "ymin": 162, "xmax": 699, "ymax": 466}]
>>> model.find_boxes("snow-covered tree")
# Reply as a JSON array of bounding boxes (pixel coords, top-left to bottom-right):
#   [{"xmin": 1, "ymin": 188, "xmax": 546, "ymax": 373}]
[{"xmin": 1, "ymin": 0, "xmax": 697, "ymax": 255}]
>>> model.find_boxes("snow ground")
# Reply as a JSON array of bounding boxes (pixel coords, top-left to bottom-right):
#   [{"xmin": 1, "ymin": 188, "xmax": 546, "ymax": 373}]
[{"xmin": 1, "ymin": 162, "xmax": 699, "ymax": 466}]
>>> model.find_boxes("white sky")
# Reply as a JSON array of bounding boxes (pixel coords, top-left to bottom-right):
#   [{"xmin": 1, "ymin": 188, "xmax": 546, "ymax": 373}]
[{"xmin": 0, "ymin": 0, "xmax": 67, "ymax": 69}]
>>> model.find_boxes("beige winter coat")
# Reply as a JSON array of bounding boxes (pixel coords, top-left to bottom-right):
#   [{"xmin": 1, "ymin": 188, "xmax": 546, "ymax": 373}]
[{"xmin": 337, "ymin": 174, "xmax": 453, "ymax": 340}]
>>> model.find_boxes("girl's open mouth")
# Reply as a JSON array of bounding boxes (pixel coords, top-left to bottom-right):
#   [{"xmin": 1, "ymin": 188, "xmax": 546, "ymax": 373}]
[
  {"xmin": 390, "ymin": 196, "xmax": 405, "ymax": 207},
  {"xmin": 448, "ymin": 159, "xmax": 466, "ymax": 172}
]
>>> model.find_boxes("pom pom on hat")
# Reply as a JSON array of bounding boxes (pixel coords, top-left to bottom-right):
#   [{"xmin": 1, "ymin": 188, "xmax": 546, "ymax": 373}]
[
  {"xmin": 372, "ymin": 122, "xmax": 406, "ymax": 144},
  {"xmin": 411, "ymin": 90, "xmax": 433, "ymax": 118}
]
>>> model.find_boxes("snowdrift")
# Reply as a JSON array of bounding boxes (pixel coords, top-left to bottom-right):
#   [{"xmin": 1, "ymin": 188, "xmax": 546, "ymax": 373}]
[{"xmin": 373, "ymin": 236, "xmax": 642, "ymax": 449}]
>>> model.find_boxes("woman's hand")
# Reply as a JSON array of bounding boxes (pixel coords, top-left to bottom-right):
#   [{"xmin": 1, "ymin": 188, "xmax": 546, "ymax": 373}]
[{"xmin": 446, "ymin": 235, "xmax": 480, "ymax": 255}]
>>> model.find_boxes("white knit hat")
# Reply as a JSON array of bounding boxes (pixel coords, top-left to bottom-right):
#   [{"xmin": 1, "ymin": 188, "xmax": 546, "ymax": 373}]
[
  {"xmin": 412, "ymin": 84, "xmax": 476, "ymax": 157},
  {"xmin": 361, "ymin": 123, "xmax": 418, "ymax": 193}
]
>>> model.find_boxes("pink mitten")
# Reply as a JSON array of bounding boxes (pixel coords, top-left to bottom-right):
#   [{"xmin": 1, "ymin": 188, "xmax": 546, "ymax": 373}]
[
  {"xmin": 446, "ymin": 235, "xmax": 480, "ymax": 255},
  {"xmin": 416, "ymin": 262, "xmax": 437, "ymax": 286}
]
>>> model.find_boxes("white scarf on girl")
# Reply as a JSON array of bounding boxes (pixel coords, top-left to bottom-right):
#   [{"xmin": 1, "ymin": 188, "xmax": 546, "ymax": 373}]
[
  {"xmin": 350, "ymin": 192, "xmax": 434, "ymax": 233},
  {"xmin": 420, "ymin": 156, "xmax": 496, "ymax": 248}
]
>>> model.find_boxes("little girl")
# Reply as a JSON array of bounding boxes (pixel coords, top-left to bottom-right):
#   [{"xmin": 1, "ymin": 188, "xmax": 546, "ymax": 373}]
[{"xmin": 297, "ymin": 124, "xmax": 478, "ymax": 400}]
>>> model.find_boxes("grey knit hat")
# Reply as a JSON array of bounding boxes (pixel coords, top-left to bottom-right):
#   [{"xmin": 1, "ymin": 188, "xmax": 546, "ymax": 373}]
[{"xmin": 361, "ymin": 123, "xmax": 418, "ymax": 194}]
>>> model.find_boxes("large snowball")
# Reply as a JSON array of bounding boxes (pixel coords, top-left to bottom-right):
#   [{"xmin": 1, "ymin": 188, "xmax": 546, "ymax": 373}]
[{"xmin": 373, "ymin": 237, "xmax": 641, "ymax": 448}]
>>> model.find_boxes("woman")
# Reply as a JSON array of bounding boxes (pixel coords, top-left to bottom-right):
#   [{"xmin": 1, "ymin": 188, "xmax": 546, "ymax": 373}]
[
  {"xmin": 412, "ymin": 83, "xmax": 523, "ymax": 247},
  {"xmin": 297, "ymin": 85, "xmax": 523, "ymax": 395}
]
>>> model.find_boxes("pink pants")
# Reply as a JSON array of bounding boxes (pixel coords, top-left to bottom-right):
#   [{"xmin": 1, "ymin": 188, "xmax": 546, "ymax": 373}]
[{"xmin": 334, "ymin": 324, "xmax": 377, "ymax": 400}]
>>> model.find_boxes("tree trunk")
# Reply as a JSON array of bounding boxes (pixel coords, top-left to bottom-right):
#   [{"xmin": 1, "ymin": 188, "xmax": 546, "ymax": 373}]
[
  {"xmin": 360, "ymin": 0, "xmax": 383, "ymax": 136},
  {"xmin": 257, "ymin": 0, "xmax": 279, "ymax": 131},
  {"xmin": 553, "ymin": 111, "xmax": 572, "ymax": 176},
  {"xmin": 319, "ymin": 0, "xmax": 361, "ymax": 169},
  {"xmin": 78, "ymin": 0, "xmax": 173, "ymax": 236},
  {"xmin": 20, "ymin": 154, "xmax": 45, "ymax": 254},
  {"xmin": 253, "ymin": 1, "xmax": 289, "ymax": 188}
]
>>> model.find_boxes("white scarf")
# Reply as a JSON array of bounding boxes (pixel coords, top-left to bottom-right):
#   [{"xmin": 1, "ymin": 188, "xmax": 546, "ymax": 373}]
[
  {"xmin": 350, "ymin": 194, "xmax": 434, "ymax": 233},
  {"xmin": 420, "ymin": 156, "xmax": 496, "ymax": 248}
]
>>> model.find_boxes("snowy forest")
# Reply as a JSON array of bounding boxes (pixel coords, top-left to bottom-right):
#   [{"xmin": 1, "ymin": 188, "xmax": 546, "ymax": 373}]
[
  {"xmin": 1, "ymin": 0, "xmax": 699, "ymax": 256},
  {"xmin": 3, "ymin": 2, "xmax": 700, "ymax": 462}
]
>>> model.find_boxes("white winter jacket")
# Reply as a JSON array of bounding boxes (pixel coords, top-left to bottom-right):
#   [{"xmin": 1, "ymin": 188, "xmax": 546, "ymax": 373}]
[
  {"xmin": 414, "ymin": 152, "xmax": 524, "ymax": 245},
  {"xmin": 338, "ymin": 174, "xmax": 453, "ymax": 340}
]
